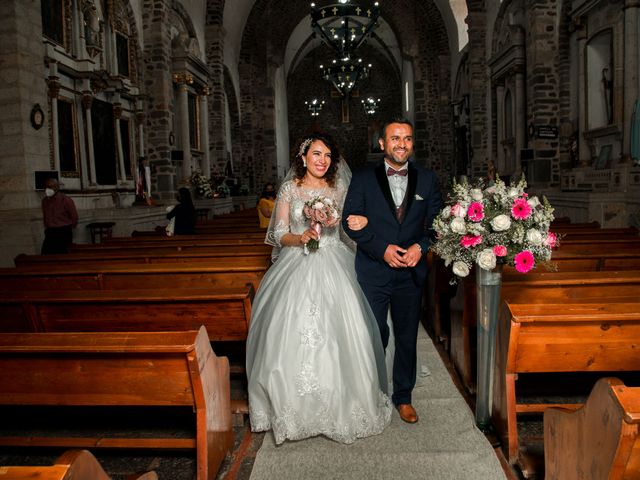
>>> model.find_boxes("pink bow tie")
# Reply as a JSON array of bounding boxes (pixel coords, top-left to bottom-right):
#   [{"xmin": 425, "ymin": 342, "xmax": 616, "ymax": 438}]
[{"xmin": 387, "ymin": 168, "xmax": 408, "ymax": 177}]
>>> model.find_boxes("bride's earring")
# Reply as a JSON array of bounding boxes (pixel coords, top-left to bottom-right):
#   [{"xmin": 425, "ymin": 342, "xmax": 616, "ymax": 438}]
[{"xmin": 303, "ymin": 158, "xmax": 307, "ymax": 168}]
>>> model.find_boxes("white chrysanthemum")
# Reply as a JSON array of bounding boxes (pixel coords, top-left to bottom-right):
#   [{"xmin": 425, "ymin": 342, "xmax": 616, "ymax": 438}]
[
  {"xmin": 491, "ymin": 214, "xmax": 511, "ymax": 232},
  {"xmin": 508, "ymin": 187, "xmax": 520, "ymax": 198},
  {"xmin": 476, "ymin": 248, "xmax": 497, "ymax": 270},
  {"xmin": 453, "ymin": 261, "xmax": 470, "ymax": 278},
  {"xmin": 450, "ymin": 217, "xmax": 467, "ymax": 234},
  {"xmin": 442, "ymin": 206, "xmax": 451, "ymax": 217},
  {"xmin": 526, "ymin": 229, "xmax": 543, "ymax": 245}
]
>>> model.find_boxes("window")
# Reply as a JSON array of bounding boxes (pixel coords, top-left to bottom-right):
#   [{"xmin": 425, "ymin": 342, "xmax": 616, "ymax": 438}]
[
  {"xmin": 116, "ymin": 32, "xmax": 130, "ymax": 77},
  {"xmin": 41, "ymin": 0, "xmax": 64, "ymax": 45},
  {"xmin": 91, "ymin": 99, "xmax": 117, "ymax": 185},
  {"xmin": 188, "ymin": 93, "xmax": 200, "ymax": 150},
  {"xmin": 119, "ymin": 118, "xmax": 132, "ymax": 177},
  {"xmin": 57, "ymin": 99, "xmax": 78, "ymax": 173}
]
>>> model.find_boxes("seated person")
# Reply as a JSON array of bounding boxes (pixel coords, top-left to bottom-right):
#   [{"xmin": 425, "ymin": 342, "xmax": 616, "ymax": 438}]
[
  {"xmin": 167, "ymin": 187, "xmax": 197, "ymax": 235},
  {"xmin": 257, "ymin": 182, "xmax": 276, "ymax": 228}
]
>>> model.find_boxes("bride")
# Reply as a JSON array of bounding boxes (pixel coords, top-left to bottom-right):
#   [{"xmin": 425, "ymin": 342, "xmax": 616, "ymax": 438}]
[{"xmin": 246, "ymin": 133, "xmax": 392, "ymax": 444}]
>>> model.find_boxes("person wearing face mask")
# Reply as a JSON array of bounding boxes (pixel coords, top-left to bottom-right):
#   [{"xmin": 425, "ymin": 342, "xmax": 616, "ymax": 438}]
[
  {"xmin": 257, "ymin": 182, "xmax": 277, "ymax": 228},
  {"xmin": 166, "ymin": 187, "xmax": 197, "ymax": 235},
  {"xmin": 41, "ymin": 178, "xmax": 78, "ymax": 254}
]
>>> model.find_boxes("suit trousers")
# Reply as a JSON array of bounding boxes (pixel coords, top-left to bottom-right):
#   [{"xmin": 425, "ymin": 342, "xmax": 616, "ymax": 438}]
[{"xmin": 359, "ymin": 269, "xmax": 423, "ymax": 406}]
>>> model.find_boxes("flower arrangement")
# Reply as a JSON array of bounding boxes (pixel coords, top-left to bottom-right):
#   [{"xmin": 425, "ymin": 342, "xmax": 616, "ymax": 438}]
[
  {"xmin": 215, "ymin": 183, "xmax": 231, "ymax": 198},
  {"xmin": 190, "ymin": 172, "xmax": 213, "ymax": 199},
  {"xmin": 302, "ymin": 196, "xmax": 340, "ymax": 252},
  {"xmin": 431, "ymin": 175, "xmax": 557, "ymax": 281}
]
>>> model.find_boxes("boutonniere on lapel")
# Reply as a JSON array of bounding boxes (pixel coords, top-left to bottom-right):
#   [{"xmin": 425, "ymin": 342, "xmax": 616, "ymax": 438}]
[{"xmin": 414, "ymin": 194, "xmax": 424, "ymax": 200}]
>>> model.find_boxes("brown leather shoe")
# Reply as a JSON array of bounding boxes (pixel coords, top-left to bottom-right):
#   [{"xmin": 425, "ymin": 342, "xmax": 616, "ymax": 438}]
[{"xmin": 397, "ymin": 403, "xmax": 419, "ymax": 423}]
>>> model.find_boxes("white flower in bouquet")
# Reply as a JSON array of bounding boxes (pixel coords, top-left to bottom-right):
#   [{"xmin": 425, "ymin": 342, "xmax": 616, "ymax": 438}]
[
  {"xmin": 470, "ymin": 188, "xmax": 483, "ymax": 201},
  {"xmin": 526, "ymin": 228, "xmax": 544, "ymax": 246},
  {"xmin": 430, "ymin": 174, "xmax": 557, "ymax": 282},
  {"xmin": 450, "ymin": 217, "xmax": 467, "ymax": 234},
  {"xmin": 490, "ymin": 214, "xmax": 511, "ymax": 232},
  {"xmin": 477, "ymin": 248, "xmax": 497, "ymax": 270},
  {"xmin": 452, "ymin": 261, "xmax": 470, "ymax": 278}
]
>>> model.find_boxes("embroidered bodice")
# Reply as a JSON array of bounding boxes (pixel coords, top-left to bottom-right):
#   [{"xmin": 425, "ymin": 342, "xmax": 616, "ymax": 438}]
[{"xmin": 267, "ymin": 179, "xmax": 349, "ymax": 250}]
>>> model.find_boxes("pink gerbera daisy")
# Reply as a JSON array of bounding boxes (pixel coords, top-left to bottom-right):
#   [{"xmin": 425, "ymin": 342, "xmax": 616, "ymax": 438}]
[
  {"xmin": 467, "ymin": 202, "xmax": 484, "ymax": 222},
  {"xmin": 514, "ymin": 250, "xmax": 535, "ymax": 273},
  {"xmin": 460, "ymin": 235, "xmax": 482, "ymax": 248},
  {"xmin": 511, "ymin": 198, "xmax": 532, "ymax": 220},
  {"xmin": 493, "ymin": 245, "xmax": 507, "ymax": 257}
]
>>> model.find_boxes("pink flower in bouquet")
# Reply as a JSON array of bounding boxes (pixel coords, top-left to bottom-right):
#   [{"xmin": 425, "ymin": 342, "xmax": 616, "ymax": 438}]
[
  {"xmin": 493, "ymin": 245, "xmax": 507, "ymax": 257},
  {"xmin": 514, "ymin": 250, "xmax": 535, "ymax": 273},
  {"xmin": 315, "ymin": 209, "xmax": 328, "ymax": 224},
  {"xmin": 303, "ymin": 205, "xmax": 312, "ymax": 217},
  {"xmin": 544, "ymin": 232, "xmax": 557, "ymax": 248},
  {"xmin": 460, "ymin": 235, "xmax": 482, "ymax": 248},
  {"xmin": 467, "ymin": 202, "xmax": 484, "ymax": 222},
  {"xmin": 511, "ymin": 198, "xmax": 532, "ymax": 220},
  {"xmin": 303, "ymin": 196, "xmax": 340, "ymax": 252},
  {"xmin": 451, "ymin": 203, "xmax": 466, "ymax": 217}
]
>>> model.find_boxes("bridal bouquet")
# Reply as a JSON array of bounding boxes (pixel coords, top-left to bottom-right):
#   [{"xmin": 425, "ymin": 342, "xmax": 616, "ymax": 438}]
[
  {"xmin": 303, "ymin": 196, "xmax": 340, "ymax": 253},
  {"xmin": 431, "ymin": 175, "xmax": 556, "ymax": 281}
]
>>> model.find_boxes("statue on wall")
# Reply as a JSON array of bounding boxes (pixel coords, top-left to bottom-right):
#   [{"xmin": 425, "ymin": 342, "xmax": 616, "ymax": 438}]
[{"xmin": 82, "ymin": 0, "xmax": 101, "ymax": 57}]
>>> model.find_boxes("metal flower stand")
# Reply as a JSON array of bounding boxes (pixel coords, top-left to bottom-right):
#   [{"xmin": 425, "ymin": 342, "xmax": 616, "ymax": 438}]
[{"xmin": 475, "ymin": 264, "xmax": 503, "ymax": 431}]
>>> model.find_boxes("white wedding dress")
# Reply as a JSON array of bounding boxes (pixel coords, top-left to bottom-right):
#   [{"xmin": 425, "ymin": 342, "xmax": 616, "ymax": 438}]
[{"xmin": 246, "ymin": 178, "xmax": 392, "ymax": 444}]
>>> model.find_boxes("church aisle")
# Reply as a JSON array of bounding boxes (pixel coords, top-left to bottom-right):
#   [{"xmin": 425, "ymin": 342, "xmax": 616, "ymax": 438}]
[{"xmin": 248, "ymin": 326, "xmax": 507, "ymax": 480}]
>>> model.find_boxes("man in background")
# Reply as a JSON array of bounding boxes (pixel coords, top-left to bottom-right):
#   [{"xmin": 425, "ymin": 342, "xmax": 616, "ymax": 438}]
[{"xmin": 41, "ymin": 178, "xmax": 78, "ymax": 254}]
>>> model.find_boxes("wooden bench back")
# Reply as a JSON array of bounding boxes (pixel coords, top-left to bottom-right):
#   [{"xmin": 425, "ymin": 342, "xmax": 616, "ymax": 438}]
[
  {"xmin": 0, "ymin": 286, "xmax": 254, "ymax": 341},
  {"xmin": 0, "ymin": 259, "xmax": 268, "ymax": 292},
  {"xmin": 544, "ymin": 377, "xmax": 640, "ymax": 480},
  {"xmin": 0, "ymin": 327, "xmax": 232, "ymax": 479}
]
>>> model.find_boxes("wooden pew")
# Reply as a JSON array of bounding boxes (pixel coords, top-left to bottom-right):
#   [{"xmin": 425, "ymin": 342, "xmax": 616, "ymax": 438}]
[
  {"xmin": 14, "ymin": 244, "xmax": 272, "ymax": 267},
  {"xmin": 494, "ymin": 301, "xmax": 640, "ymax": 465},
  {"xmin": 449, "ymin": 265, "xmax": 640, "ymax": 393},
  {"xmin": 106, "ymin": 232, "xmax": 266, "ymax": 243},
  {"xmin": 71, "ymin": 237, "xmax": 267, "ymax": 251},
  {"xmin": 0, "ymin": 258, "xmax": 268, "ymax": 292},
  {"xmin": 0, "ymin": 327, "xmax": 233, "ymax": 480},
  {"xmin": 0, "ymin": 449, "xmax": 157, "ymax": 480},
  {"xmin": 544, "ymin": 377, "xmax": 640, "ymax": 480},
  {"xmin": 0, "ymin": 286, "xmax": 253, "ymax": 341}
]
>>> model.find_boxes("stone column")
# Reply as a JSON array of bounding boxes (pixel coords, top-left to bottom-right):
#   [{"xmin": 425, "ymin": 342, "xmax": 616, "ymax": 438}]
[
  {"xmin": 82, "ymin": 92, "xmax": 97, "ymax": 185},
  {"xmin": 515, "ymin": 68, "xmax": 526, "ymax": 174},
  {"xmin": 576, "ymin": 22, "xmax": 591, "ymax": 166},
  {"xmin": 623, "ymin": 0, "xmax": 639, "ymax": 162},
  {"xmin": 199, "ymin": 87, "xmax": 211, "ymax": 176},
  {"xmin": 176, "ymin": 77, "xmax": 192, "ymax": 181},
  {"xmin": 113, "ymin": 102, "xmax": 127, "ymax": 183},
  {"xmin": 47, "ymin": 63, "xmax": 61, "ymax": 172},
  {"xmin": 496, "ymin": 82, "xmax": 505, "ymax": 173}
]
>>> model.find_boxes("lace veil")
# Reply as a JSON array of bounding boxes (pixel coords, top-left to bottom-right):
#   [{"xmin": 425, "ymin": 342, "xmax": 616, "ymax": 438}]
[{"xmin": 265, "ymin": 155, "xmax": 352, "ymax": 262}]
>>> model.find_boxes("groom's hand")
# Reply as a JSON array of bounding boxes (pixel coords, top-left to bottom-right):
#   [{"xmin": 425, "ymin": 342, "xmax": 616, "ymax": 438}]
[
  {"xmin": 401, "ymin": 244, "xmax": 423, "ymax": 267},
  {"xmin": 384, "ymin": 244, "xmax": 408, "ymax": 268}
]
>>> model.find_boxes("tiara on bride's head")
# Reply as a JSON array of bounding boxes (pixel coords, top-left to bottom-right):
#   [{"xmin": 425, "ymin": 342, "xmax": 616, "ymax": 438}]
[{"xmin": 297, "ymin": 138, "xmax": 313, "ymax": 158}]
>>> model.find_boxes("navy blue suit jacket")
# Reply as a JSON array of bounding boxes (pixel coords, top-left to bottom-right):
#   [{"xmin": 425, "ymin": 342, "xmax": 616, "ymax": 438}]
[{"xmin": 342, "ymin": 161, "xmax": 443, "ymax": 286}]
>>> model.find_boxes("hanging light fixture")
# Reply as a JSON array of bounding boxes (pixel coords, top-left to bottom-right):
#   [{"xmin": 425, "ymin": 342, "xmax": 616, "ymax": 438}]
[
  {"xmin": 310, "ymin": 1, "xmax": 380, "ymax": 62},
  {"xmin": 319, "ymin": 59, "xmax": 372, "ymax": 97},
  {"xmin": 361, "ymin": 96, "xmax": 380, "ymax": 115},
  {"xmin": 305, "ymin": 98, "xmax": 326, "ymax": 116}
]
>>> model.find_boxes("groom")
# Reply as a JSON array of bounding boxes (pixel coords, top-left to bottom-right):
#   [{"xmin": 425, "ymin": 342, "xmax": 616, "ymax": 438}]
[{"xmin": 342, "ymin": 118, "xmax": 443, "ymax": 423}]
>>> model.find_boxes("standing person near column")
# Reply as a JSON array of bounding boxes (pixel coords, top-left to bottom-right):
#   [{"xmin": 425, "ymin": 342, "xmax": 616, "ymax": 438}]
[
  {"xmin": 41, "ymin": 178, "xmax": 78, "ymax": 254},
  {"xmin": 342, "ymin": 118, "xmax": 443, "ymax": 424}
]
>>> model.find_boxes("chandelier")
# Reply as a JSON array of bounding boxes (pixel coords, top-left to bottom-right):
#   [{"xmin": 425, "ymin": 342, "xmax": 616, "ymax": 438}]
[
  {"xmin": 361, "ymin": 96, "xmax": 380, "ymax": 115},
  {"xmin": 310, "ymin": 1, "xmax": 380, "ymax": 61},
  {"xmin": 319, "ymin": 58, "xmax": 371, "ymax": 97},
  {"xmin": 305, "ymin": 98, "xmax": 326, "ymax": 116}
]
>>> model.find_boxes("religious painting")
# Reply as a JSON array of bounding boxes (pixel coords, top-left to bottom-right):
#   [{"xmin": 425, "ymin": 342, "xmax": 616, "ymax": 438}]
[
  {"xmin": 57, "ymin": 98, "xmax": 78, "ymax": 174},
  {"xmin": 91, "ymin": 98, "xmax": 117, "ymax": 185}
]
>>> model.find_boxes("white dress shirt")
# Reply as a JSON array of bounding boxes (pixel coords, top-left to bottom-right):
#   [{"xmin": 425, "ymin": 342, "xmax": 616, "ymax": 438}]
[{"xmin": 385, "ymin": 162, "xmax": 409, "ymax": 207}]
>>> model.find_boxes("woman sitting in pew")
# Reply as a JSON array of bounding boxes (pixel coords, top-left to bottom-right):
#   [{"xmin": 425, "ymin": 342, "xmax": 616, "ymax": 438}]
[
  {"xmin": 257, "ymin": 182, "xmax": 276, "ymax": 228},
  {"xmin": 247, "ymin": 133, "xmax": 392, "ymax": 444},
  {"xmin": 166, "ymin": 187, "xmax": 197, "ymax": 235}
]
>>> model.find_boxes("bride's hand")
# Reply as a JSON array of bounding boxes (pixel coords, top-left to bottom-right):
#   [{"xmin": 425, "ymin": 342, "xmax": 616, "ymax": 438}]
[
  {"xmin": 299, "ymin": 228, "xmax": 319, "ymax": 245},
  {"xmin": 347, "ymin": 214, "xmax": 368, "ymax": 231}
]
